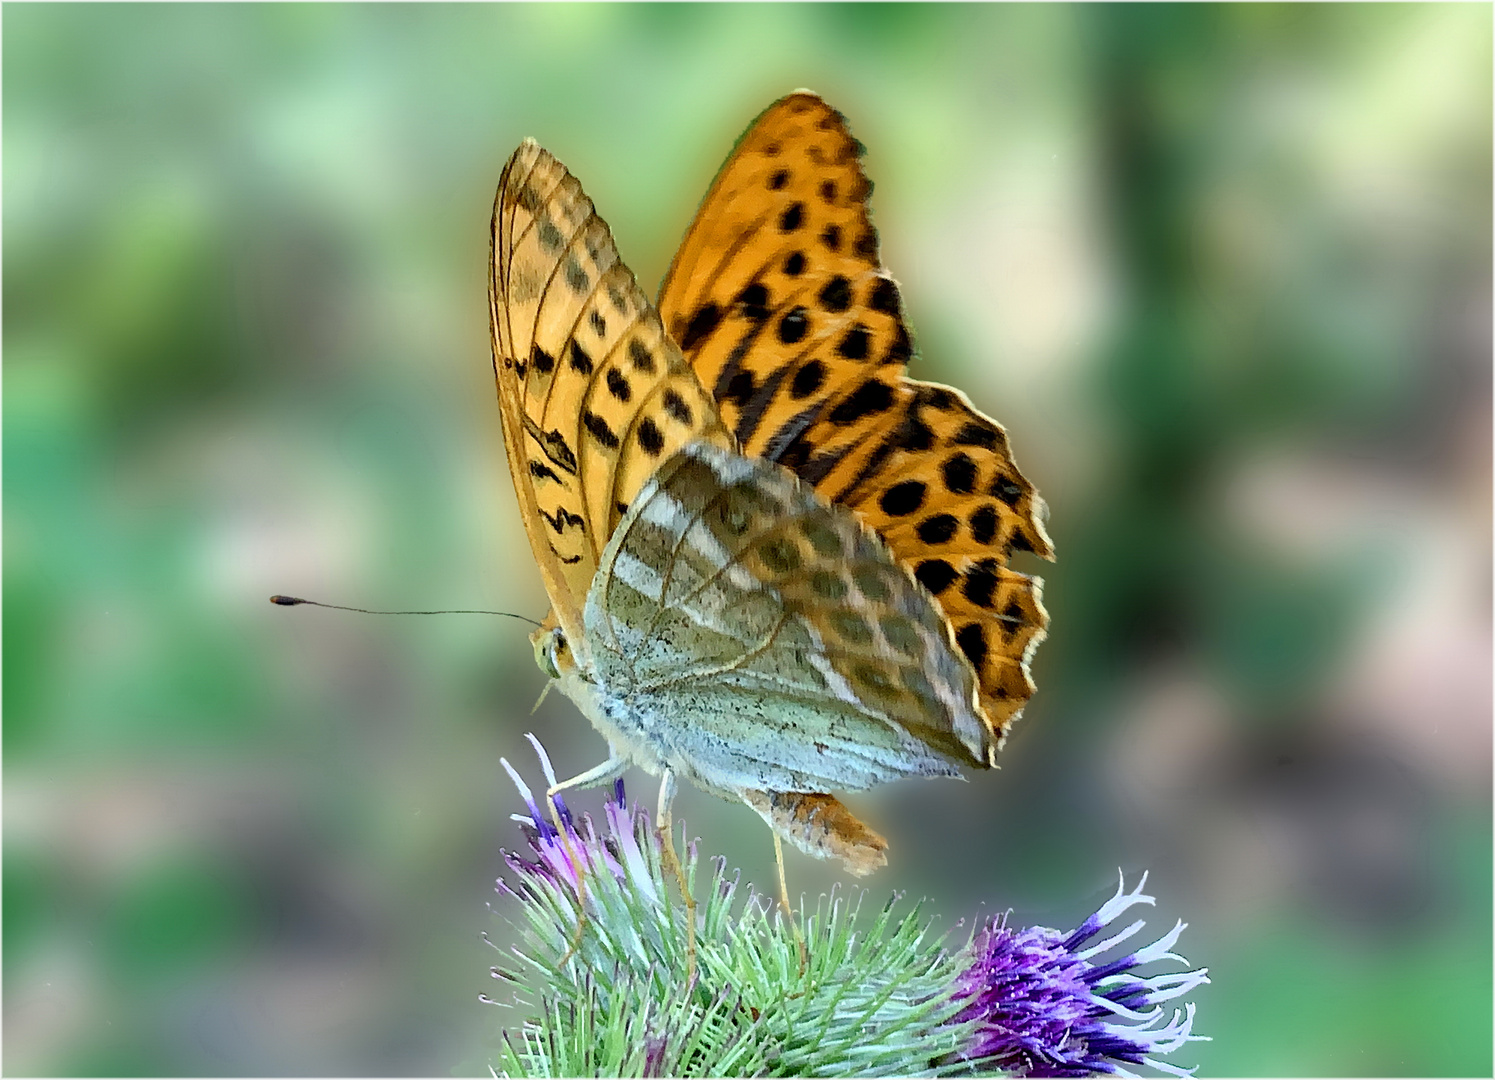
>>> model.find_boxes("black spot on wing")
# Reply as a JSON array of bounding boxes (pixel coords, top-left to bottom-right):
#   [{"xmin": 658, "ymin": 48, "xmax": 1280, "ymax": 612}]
[
  {"xmin": 889, "ymin": 407, "xmax": 935, "ymax": 453},
  {"xmin": 942, "ymin": 452, "xmax": 977, "ymax": 494},
  {"xmin": 818, "ymin": 275, "xmax": 852, "ymax": 313},
  {"xmin": 638, "ymin": 416, "xmax": 665, "ymax": 456},
  {"xmin": 914, "ymin": 559, "xmax": 959, "ymax": 596},
  {"xmin": 514, "ymin": 183, "xmax": 543, "ymax": 214},
  {"xmin": 916, "ymin": 514, "xmax": 959, "ymax": 545},
  {"xmin": 955, "ymin": 623, "xmax": 989, "ymax": 672},
  {"xmin": 605, "ymin": 368, "xmax": 631, "ymax": 402},
  {"xmin": 790, "ymin": 359, "xmax": 826, "ymax": 399},
  {"xmin": 869, "ymin": 277, "xmax": 901, "ymax": 315},
  {"xmin": 778, "ymin": 307, "xmax": 809, "ymax": 344},
  {"xmin": 569, "ymin": 341, "xmax": 593, "ymax": 375},
  {"xmin": 564, "ymin": 257, "xmax": 589, "ymax": 293},
  {"xmin": 662, "ymin": 389, "xmax": 693, "ymax": 425},
  {"xmin": 918, "ymin": 385, "xmax": 957, "ymax": 411},
  {"xmin": 879, "ymin": 480, "xmax": 926, "ymax": 517},
  {"xmin": 783, "ymin": 251, "xmax": 807, "ymax": 277},
  {"xmin": 628, "ymin": 338, "xmax": 656, "ymax": 374},
  {"xmin": 779, "ymin": 202, "xmax": 805, "ymax": 232},
  {"xmin": 723, "ymin": 368, "xmax": 755, "ymax": 407},
  {"xmin": 963, "ymin": 559, "xmax": 1000, "ymax": 608},
  {"xmin": 883, "ymin": 324, "xmax": 912, "ymax": 366},
  {"xmin": 531, "ymin": 344, "xmax": 555, "ymax": 375},
  {"xmin": 735, "ymin": 282, "xmax": 770, "ymax": 321},
  {"xmin": 991, "ymin": 474, "xmax": 1023, "ymax": 506},
  {"xmin": 680, "ymin": 303, "xmax": 723, "ymax": 350},
  {"xmin": 539, "ymin": 506, "xmax": 586, "ymax": 535},
  {"xmin": 828, "ymin": 379, "xmax": 893, "ymax": 425},
  {"xmin": 582, "ymin": 410, "xmax": 619, "ymax": 450},
  {"xmin": 836, "ymin": 324, "xmax": 870, "ymax": 361},
  {"xmin": 953, "ymin": 420, "xmax": 1000, "ymax": 449},
  {"xmin": 540, "ymin": 429, "xmax": 578, "ymax": 474},
  {"xmin": 776, "ymin": 437, "xmax": 812, "ymax": 473},
  {"xmin": 970, "ymin": 505, "xmax": 999, "ymax": 545}
]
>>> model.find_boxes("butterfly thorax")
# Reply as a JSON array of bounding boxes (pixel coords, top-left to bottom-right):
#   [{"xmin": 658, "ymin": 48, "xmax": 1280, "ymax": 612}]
[{"xmin": 534, "ymin": 623, "xmax": 679, "ymax": 785}]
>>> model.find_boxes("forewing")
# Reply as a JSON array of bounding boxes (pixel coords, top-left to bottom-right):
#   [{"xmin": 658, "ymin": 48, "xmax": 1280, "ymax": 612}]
[
  {"xmin": 658, "ymin": 93, "xmax": 905, "ymax": 463},
  {"xmin": 657, "ymin": 92, "xmax": 1054, "ymax": 742},
  {"xmin": 490, "ymin": 139, "xmax": 731, "ymax": 645},
  {"xmin": 585, "ymin": 441, "xmax": 992, "ymax": 796}
]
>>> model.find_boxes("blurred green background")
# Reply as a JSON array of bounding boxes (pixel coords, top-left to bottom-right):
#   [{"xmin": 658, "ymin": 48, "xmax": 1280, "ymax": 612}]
[{"xmin": 4, "ymin": 4, "xmax": 1490, "ymax": 1075}]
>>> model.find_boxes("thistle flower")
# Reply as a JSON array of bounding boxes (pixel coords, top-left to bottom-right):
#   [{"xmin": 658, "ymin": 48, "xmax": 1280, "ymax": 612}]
[
  {"xmin": 946, "ymin": 874, "xmax": 1210, "ymax": 1077},
  {"xmin": 487, "ymin": 738, "xmax": 1207, "ymax": 1078}
]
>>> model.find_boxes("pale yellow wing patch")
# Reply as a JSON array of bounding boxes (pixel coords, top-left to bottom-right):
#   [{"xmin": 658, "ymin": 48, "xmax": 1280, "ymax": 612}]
[{"xmin": 490, "ymin": 139, "xmax": 731, "ymax": 645}]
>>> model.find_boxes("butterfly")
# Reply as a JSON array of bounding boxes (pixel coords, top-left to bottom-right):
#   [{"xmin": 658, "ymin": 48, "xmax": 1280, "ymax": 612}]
[{"xmin": 488, "ymin": 91, "xmax": 1052, "ymax": 884}]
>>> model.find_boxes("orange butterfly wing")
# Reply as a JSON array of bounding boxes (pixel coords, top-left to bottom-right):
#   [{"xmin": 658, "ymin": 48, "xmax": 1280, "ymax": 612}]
[
  {"xmin": 490, "ymin": 140, "xmax": 731, "ymax": 650},
  {"xmin": 658, "ymin": 92, "xmax": 1054, "ymax": 744}
]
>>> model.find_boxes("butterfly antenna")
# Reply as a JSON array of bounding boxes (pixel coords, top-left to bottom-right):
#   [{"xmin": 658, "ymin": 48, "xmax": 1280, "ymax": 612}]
[{"xmin": 269, "ymin": 595, "xmax": 542, "ymax": 627}]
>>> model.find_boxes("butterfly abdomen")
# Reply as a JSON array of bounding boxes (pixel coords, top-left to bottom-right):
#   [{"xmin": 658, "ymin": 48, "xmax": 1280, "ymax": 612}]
[{"xmin": 741, "ymin": 790, "xmax": 888, "ymax": 877}]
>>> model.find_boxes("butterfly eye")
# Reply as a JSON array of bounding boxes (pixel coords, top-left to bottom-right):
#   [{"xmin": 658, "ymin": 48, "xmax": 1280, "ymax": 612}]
[{"xmin": 533, "ymin": 629, "xmax": 564, "ymax": 680}]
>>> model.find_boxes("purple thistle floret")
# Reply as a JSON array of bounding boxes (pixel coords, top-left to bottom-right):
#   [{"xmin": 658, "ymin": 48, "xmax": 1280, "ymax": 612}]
[
  {"xmin": 950, "ymin": 872, "xmax": 1209, "ymax": 1078},
  {"xmin": 497, "ymin": 734, "xmax": 657, "ymax": 906}
]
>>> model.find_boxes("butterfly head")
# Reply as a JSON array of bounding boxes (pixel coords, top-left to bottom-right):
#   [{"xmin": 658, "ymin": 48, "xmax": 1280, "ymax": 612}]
[
  {"xmin": 528, "ymin": 615, "xmax": 647, "ymax": 770},
  {"xmin": 531, "ymin": 622, "xmax": 578, "ymax": 683}
]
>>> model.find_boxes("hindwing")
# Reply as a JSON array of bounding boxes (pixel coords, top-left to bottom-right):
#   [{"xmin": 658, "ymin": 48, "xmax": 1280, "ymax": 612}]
[{"xmin": 586, "ymin": 440, "xmax": 993, "ymax": 785}]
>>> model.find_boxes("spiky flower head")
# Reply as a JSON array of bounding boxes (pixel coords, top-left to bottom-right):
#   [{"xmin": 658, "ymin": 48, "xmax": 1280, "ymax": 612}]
[
  {"xmin": 947, "ymin": 874, "xmax": 1209, "ymax": 1077},
  {"xmin": 487, "ymin": 738, "xmax": 1207, "ymax": 1078}
]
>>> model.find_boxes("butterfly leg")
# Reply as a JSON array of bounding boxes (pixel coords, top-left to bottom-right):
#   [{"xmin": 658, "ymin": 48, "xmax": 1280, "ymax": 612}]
[
  {"xmin": 772, "ymin": 832, "xmax": 809, "ymax": 975},
  {"xmin": 655, "ymin": 769, "xmax": 697, "ymax": 985},
  {"xmin": 544, "ymin": 753, "xmax": 627, "ymax": 805}
]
